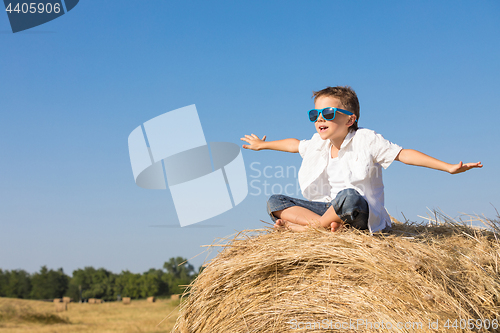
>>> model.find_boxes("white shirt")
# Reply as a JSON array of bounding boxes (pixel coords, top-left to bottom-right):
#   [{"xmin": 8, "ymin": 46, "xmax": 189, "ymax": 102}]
[
  {"xmin": 327, "ymin": 156, "xmax": 346, "ymax": 200},
  {"xmin": 298, "ymin": 128, "xmax": 403, "ymax": 233}
]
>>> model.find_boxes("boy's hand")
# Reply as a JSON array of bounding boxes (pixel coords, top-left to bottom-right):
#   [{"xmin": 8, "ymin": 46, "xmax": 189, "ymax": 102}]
[
  {"xmin": 241, "ymin": 134, "xmax": 267, "ymax": 151},
  {"xmin": 448, "ymin": 161, "xmax": 483, "ymax": 174}
]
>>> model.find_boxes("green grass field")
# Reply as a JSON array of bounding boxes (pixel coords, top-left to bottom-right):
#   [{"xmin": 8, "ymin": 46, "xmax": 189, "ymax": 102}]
[{"xmin": 0, "ymin": 297, "xmax": 180, "ymax": 333}]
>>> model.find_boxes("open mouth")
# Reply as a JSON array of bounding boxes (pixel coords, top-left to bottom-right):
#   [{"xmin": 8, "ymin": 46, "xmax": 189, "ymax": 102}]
[{"xmin": 318, "ymin": 126, "xmax": 329, "ymax": 132}]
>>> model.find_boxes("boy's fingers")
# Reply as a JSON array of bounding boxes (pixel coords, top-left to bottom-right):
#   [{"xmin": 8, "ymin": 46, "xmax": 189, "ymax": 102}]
[
  {"xmin": 262, "ymin": 135, "xmax": 267, "ymax": 141},
  {"xmin": 452, "ymin": 161, "xmax": 483, "ymax": 174},
  {"xmin": 466, "ymin": 162, "xmax": 483, "ymax": 168}
]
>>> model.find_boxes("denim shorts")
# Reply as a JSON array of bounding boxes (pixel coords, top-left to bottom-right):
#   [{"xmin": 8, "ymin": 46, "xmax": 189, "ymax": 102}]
[{"xmin": 267, "ymin": 188, "xmax": 369, "ymax": 230}]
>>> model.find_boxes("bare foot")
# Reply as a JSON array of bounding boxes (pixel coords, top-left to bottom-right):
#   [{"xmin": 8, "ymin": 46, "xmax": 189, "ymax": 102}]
[
  {"xmin": 274, "ymin": 219, "xmax": 286, "ymax": 229},
  {"xmin": 275, "ymin": 220, "xmax": 311, "ymax": 232},
  {"xmin": 330, "ymin": 221, "xmax": 345, "ymax": 232}
]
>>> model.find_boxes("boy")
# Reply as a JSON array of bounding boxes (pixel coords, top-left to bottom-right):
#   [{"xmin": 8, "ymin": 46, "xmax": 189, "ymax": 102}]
[{"xmin": 241, "ymin": 86, "xmax": 482, "ymax": 233}]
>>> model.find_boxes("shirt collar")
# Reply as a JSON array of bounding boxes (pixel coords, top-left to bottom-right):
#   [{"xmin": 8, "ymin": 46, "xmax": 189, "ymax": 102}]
[
  {"xmin": 317, "ymin": 129, "xmax": 357, "ymax": 153},
  {"xmin": 316, "ymin": 131, "xmax": 356, "ymax": 156},
  {"xmin": 340, "ymin": 129, "xmax": 356, "ymax": 149}
]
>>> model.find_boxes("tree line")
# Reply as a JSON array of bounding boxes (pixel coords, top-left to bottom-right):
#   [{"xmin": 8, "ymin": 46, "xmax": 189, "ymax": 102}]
[{"xmin": 0, "ymin": 257, "xmax": 198, "ymax": 301}]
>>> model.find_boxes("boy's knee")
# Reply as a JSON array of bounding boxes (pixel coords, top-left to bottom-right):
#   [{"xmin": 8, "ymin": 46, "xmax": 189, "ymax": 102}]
[
  {"xmin": 267, "ymin": 194, "xmax": 285, "ymax": 222},
  {"xmin": 267, "ymin": 194, "xmax": 286, "ymax": 207},
  {"xmin": 334, "ymin": 189, "xmax": 367, "ymax": 209},
  {"xmin": 267, "ymin": 194, "xmax": 295, "ymax": 221},
  {"xmin": 332, "ymin": 189, "xmax": 369, "ymax": 230}
]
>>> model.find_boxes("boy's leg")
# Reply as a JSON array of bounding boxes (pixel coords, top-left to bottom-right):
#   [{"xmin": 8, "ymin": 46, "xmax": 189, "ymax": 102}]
[
  {"xmin": 267, "ymin": 195, "xmax": 338, "ymax": 230},
  {"xmin": 318, "ymin": 207, "xmax": 345, "ymax": 231},
  {"xmin": 330, "ymin": 189, "xmax": 369, "ymax": 230},
  {"xmin": 277, "ymin": 206, "xmax": 344, "ymax": 230},
  {"xmin": 279, "ymin": 220, "xmax": 309, "ymax": 232},
  {"xmin": 274, "ymin": 206, "xmax": 322, "ymax": 227}
]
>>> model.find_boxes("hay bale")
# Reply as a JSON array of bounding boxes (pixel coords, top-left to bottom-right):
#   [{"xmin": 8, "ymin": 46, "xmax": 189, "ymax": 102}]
[
  {"xmin": 95, "ymin": 299, "xmax": 103, "ymax": 304},
  {"xmin": 170, "ymin": 294, "xmax": 179, "ymax": 301},
  {"xmin": 147, "ymin": 296, "xmax": 156, "ymax": 303},
  {"xmin": 53, "ymin": 298, "xmax": 61, "ymax": 303},
  {"xmin": 88, "ymin": 298, "xmax": 96, "ymax": 304},
  {"xmin": 62, "ymin": 296, "xmax": 71, "ymax": 303},
  {"xmin": 55, "ymin": 302, "xmax": 67, "ymax": 312},
  {"xmin": 173, "ymin": 214, "xmax": 500, "ymax": 333},
  {"xmin": 122, "ymin": 297, "xmax": 131, "ymax": 305}
]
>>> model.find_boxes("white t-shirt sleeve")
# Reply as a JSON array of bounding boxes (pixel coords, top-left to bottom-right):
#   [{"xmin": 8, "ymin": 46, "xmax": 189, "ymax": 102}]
[
  {"xmin": 298, "ymin": 139, "xmax": 311, "ymax": 158},
  {"xmin": 369, "ymin": 131, "xmax": 403, "ymax": 169}
]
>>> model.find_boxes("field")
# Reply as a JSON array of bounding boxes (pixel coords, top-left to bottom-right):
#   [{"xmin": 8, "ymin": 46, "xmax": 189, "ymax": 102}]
[{"xmin": 0, "ymin": 297, "xmax": 179, "ymax": 333}]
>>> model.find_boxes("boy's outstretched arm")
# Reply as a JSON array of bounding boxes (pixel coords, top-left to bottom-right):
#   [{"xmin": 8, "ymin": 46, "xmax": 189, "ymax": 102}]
[
  {"xmin": 395, "ymin": 149, "xmax": 483, "ymax": 174},
  {"xmin": 241, "ymin": 134, "xmax": 299, "ymax": 153}
]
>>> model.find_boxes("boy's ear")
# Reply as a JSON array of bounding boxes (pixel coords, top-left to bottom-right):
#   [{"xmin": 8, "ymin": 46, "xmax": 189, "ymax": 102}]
[{"xmin": 346, "ymin": 116, "xmax": 356, "ymax": 126}]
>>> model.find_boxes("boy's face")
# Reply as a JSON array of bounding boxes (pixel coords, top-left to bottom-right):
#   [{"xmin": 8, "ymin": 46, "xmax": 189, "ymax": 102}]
[{"xmin": 313, "ymin": 96, "xmax": 353, "ymax": 141}]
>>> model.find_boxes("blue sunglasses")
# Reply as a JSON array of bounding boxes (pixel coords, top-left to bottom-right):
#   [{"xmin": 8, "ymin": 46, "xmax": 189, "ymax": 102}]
[{"xmin": 308, "ymin": 107, "xmax": 357, "ymax": 122}]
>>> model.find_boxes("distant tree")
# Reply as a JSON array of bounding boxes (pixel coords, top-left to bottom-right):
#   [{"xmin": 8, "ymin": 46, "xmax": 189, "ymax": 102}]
[
  {"xmin": 70, "ymin": 267, "xmax": 116, "ymax": 301},
  {"xmin": 143, "ymin": 268, "xmax": 169, "ymax": 296},
  {"xmin": 68, "ymin": 267, "xmax": 93, "ymax": 301},
  {"xmin": 87, "ymin": 268, "xmax": 115, "ymax": 300},
  {"xmin": 163, "ymin": 257, "xmax": 195, "ymax": 281},
  {"xmin": 0, "ymin": 257, "xmax": 199, "ymax": 301},
  {"xmin": 139, "ymin": 273, "xmax": 160, "ymax": 298},
  {"xmin": 116, "ymin": 271, "xmax": 142, "ymax": 299},
  {"xmin": 1, "ymin": 269, "xmax": 32, "ymax": 299},
  {"xmin": 163, "ymin": 257, "xmax": 196, "ymax": 295},
  {"xmin": 66, "ymin": 280, "xmax": 81, "ymax": 302},
  {"xmin": 30, "ymin": 266, "xmax": 68, "ymax": 299},
  {"xmin": 0, "ymin": 269, "xmax": 6, "ymax": 297}
]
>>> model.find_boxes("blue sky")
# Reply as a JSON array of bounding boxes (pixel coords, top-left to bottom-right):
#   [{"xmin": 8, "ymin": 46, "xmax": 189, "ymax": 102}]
[{"xmin": 1, "ymin": 0, "xmax": 499, "ymax": 275}]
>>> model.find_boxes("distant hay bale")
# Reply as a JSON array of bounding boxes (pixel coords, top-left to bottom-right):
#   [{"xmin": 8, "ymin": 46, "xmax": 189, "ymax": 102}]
[
  {"xmin": 173, "ymin": 213, "xmax": 500, "ymax": 333},
  {"xmin": 170, "ymin": 294, "xmax": 179, "ymax": 301},
  {"xmin": 88, "ymin": 298, "xmax": 96, "ymax": 304},
  {"xmin": 54, "ymin": 302, "xmax": 67, "ymax": 312},
  {"xmin": 122, "ymin": 297, "xmax": 131, "ymax": 305},
  {"xmin": 62, "ymin": 297, "xmax": 71, "ymax": 303},
  {"xmin": 147, "ymin": 296, "xmax": 156, "ymax": 303},
  {"xmin": 95, "ymin": 299, "xmax": 103, "ymax": 304},
  {"xmin": 53, "ymin": 298, "xmax": 61, "ymax": 303}
]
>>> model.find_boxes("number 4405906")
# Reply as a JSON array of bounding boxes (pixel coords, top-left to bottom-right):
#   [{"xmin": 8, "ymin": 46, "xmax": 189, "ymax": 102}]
[{"xmin": 5, "ymin": 2, "xmax": 61, "ymax": 14}]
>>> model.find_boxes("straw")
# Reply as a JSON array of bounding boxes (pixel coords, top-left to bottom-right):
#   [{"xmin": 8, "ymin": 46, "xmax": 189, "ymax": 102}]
[{"xmin": 171, "ymin": 212, "xmax": 500, "ymax": 333}]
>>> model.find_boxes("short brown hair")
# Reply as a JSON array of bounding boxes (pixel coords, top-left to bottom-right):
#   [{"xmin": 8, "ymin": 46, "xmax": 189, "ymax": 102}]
[{"xmin": 312, "ymin": 86, "xmax": 360, "ymax": 131}]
